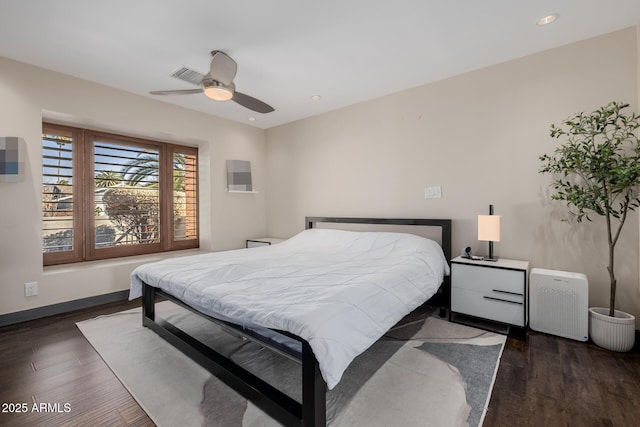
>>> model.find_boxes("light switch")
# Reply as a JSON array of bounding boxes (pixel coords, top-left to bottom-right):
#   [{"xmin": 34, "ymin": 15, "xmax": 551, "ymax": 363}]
[{"xmin": 424, "ymin": 186, "xmax": 442, "ymax": 199}]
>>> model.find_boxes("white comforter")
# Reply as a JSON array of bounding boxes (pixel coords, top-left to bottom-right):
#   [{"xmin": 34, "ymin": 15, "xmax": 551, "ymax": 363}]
[{"xmin": 130, "ymin": 228, "xmax": 449, "ymax": 389}]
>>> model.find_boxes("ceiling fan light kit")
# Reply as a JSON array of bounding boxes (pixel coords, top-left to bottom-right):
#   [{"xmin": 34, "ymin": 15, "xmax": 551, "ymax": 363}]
[
  {"xmin": 150, "ymin": 50, "xmax": 274, "ymax": 114},
  {"xmin": 203, "ymin": 80, "xmax": 234, "ymax": 101}
]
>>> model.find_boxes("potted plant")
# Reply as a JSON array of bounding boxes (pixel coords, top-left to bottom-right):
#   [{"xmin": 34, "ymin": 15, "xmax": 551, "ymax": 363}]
[{"xmin": 539, "ymin": 101, "xmax": 640, "ymax": 352}]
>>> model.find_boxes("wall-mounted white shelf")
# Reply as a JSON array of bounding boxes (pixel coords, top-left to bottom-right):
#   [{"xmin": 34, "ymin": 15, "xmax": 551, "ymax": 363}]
[{"xmin": 225, "ymin": 189, "xmax": 259, "ymax": 194}]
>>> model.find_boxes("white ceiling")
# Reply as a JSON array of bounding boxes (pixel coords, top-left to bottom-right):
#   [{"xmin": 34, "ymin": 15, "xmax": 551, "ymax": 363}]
[{"xmin": 1, "ymin": 1, "xmax": 639, "ymax": 129}]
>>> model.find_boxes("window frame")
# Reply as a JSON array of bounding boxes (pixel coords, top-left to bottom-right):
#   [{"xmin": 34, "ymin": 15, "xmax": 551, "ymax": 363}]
[
  {"xmin": 42, "ymin": 123, "xmax": 85, "ymax": 265},
  {"xmin": 168, "ymin": 144, "xmax": 200, "ymax": 251},
  {"xmin": 42, "ymin": 123, "xmax": 199, "ymax": 266}
]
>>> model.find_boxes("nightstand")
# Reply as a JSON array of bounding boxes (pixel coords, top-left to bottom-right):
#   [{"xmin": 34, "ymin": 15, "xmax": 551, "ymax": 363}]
[
  {"xmin": 450, "ymin": 256, "xmax": 529, "ymax": 329},
  {"xmin": 245, "ymin": 237, "xmax": 285, "ymax": 248}
]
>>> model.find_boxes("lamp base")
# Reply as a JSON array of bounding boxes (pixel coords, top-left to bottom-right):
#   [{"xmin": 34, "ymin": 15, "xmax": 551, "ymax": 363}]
[
  {"xmin": 480, "ymin": 256, "xmax": 499, "ymax": 262},
  {"xmin": 485, "ymin": 240, "xmax": 498, "ymax": 262}
]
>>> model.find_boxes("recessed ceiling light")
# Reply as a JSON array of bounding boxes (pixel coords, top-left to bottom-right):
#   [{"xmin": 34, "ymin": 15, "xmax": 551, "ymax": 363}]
[
  {"xmin": 248, "ymin": 117, "xmax": 255, "ymax": 121},
  {"xmin": 537, "ymin": 13, "xmax": 559, "ymax": 26},
  {"xmin": 311, "ymin": 95, "xmax": 322, "ymax": 101}
]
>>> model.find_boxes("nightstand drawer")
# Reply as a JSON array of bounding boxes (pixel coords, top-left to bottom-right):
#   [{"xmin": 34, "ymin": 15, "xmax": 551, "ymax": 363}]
[
  {"xmin": 452, "ymin": 263, "xmax": 524, "ymax": 296},
  {"xmin": 450, "ymin": 256, "xmax": 529, "ymax": 329},
  {"xmin": 452, "ymin": 287, "xmax": 525, "ymax": 326}
]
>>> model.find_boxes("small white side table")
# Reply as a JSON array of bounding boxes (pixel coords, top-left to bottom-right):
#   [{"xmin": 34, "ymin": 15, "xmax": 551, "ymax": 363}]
[
  {"xmin": 245, "ymin": 237, "xmax": 285, "ymax": 248},
  {"xmin": 450, "ymin": 256, "xmax": 529, "ymax": 328}
]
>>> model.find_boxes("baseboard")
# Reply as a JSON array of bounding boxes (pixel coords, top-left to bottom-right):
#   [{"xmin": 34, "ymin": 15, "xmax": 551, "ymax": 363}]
[{"xmin": 0, "ymin": 290, "xmax": 129, "ymax": 327}]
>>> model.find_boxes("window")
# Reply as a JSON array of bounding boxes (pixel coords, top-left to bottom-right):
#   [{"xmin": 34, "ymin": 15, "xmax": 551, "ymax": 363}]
[{"xmin": 42, "ymin": 123, "xmax": 198, "ymax": 265}]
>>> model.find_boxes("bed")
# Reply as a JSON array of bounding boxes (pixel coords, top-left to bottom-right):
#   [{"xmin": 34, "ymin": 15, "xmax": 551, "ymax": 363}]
[{"xmin": 130, "ymin": 216, "xmax": 452, "ymax": 426}]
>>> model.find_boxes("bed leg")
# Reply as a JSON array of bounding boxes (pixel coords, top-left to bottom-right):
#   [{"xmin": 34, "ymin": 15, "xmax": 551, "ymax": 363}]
[
  {"xmin": 142, "ymin": 283, "xmax": 156, "ymax": 323},
  {"xmin": 439, "ymin": 277, "xmax": 450, "ymax": 318},
  {"xmin": 302, "ymin": 341, "xmax": 326, "ymax": 426}
]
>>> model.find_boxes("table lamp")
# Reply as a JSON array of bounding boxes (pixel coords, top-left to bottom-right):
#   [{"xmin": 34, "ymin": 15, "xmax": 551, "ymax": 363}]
[{"xmin": 478, "ymin": 204, "xmax": 500, "ymax": 261}]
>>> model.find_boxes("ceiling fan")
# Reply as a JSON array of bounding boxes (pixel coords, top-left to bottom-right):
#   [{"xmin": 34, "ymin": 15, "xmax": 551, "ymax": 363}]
[{"xmin": 150, "ymin": 51, "xmax": 274, "ymax": 113}]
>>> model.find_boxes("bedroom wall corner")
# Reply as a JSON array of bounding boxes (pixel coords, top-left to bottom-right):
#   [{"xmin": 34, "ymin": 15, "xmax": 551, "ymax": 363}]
[{"xmin": 265, "ymin": 27, "xmax": 640, "ymax": 327}]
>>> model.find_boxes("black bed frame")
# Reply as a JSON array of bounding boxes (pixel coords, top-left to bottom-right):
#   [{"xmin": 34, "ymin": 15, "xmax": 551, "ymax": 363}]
[{"xmin": 141, "ymin": 216, "xmax": 452, "ymax": 426}]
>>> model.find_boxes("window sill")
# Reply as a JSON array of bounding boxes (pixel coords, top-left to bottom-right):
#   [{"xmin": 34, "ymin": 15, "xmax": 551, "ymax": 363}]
[{"xmin": 43, "ymin": 248, "xmax": 204, "ymax": 275}]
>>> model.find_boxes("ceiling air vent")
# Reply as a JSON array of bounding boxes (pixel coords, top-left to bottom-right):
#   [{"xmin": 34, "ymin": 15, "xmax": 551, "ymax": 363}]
[{"xmin": 169, "ymin": 66, "xmax": 206, "ymax": 86}]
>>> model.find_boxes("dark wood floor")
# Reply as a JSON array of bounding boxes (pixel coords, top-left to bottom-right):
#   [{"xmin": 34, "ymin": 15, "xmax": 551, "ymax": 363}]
[
  {"xmin": 0, "ymin": 300, "xmax": 638, "ymax": 427},
  {"xmin": 0, "ymin": 299, "xmax": 153, "ymax": 427},
  {"xmin": 485, "ymin": 329, "xmax": 640, "ymax": 427}
]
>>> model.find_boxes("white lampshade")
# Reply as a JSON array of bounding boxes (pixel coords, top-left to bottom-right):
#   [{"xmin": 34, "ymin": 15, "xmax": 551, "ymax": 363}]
[{"xmin": 478, "ymin": 215, "xmax": 501, "ymax": 242}]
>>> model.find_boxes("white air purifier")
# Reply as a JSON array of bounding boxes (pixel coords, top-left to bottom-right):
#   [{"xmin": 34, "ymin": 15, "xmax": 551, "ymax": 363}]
[{"xmin": 529, "ymin": 268, "xmax": 589, "ymax": 341}]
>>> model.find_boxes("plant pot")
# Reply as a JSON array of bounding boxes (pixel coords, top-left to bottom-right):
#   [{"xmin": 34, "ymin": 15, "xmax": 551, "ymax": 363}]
[{"xmin": 588, "ymin": 307, "xmax": 635, "ymax": 352}]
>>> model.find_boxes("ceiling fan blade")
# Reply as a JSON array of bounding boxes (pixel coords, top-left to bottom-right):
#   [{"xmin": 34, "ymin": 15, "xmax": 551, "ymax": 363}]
[
  {"xmin": 232, "ymin": 91, "xmax": 275, "ymax": 113},
  {"xmin": 210, "ymin": 51, "xmax": 237, "ymax": 86},
  {"xmin": 149, "ymin": 89, "xmax": 203, "ymax": 95}
]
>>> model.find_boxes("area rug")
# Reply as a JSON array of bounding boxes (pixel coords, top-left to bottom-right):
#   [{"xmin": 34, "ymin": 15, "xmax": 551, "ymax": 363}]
[{"xmin": 77, "ymin": 302, "xmax": 505, "ymax": 427}]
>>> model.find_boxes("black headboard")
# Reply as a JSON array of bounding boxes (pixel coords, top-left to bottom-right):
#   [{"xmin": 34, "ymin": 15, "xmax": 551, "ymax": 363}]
[{"xmin": 305, "ymin": 216, "xmax": 452, "ymax": 263}]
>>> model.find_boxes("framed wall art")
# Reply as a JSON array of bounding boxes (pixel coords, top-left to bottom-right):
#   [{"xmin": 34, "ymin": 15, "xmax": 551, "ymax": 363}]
[
  {"xmin": 226, "ymin": 159, "xmax": 254, "ymax": 192},
  {"xmin": 0, "ymin": 137, "xmax": 26, "ymax": 182}
]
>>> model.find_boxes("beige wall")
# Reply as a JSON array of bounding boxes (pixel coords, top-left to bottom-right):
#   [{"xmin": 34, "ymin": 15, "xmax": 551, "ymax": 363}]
[
  {"xmin": 2, "ymin": 27, "xmax": 640, "ymax": 325},
  {"xmin": 638, "ymin": 24, "xmax": 640, "ymax": 301},
  {"xmin": 0, "ymin": 57, "xmax": 267, "ymax": 315},
  {"xmin": 266, "ymin": 28, "xmax": 640, "ymax": 325}
]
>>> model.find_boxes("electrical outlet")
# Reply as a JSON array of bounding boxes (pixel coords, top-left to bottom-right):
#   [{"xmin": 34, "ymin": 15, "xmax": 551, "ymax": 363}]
[
  {"xmin": 24, "ymin": 281, "xmax": 38, "ymax": 297},
  {"xmin": 424, "ymin": 186, "xmax": 442, "ymax": 199}
]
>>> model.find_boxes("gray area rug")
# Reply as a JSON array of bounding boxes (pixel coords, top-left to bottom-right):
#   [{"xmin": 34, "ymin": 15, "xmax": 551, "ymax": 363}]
[{"xmin": 77, "ymin": 302, "xmax": 505, "ymax": 427}]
